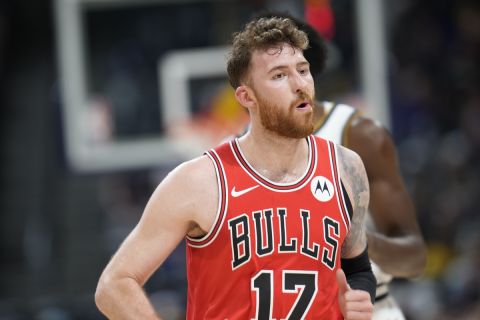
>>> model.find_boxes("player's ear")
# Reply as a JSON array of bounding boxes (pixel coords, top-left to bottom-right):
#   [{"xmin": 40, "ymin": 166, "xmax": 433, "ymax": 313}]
[{"xmin": 235, "ymin": 85, "xmax": 256, "ymax": 109}]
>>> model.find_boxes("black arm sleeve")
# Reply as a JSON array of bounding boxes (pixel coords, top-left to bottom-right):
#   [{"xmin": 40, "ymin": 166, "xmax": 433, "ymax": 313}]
[{"xmin": 341, "ymin": 247, "xmax": 376, "ymax": 304}]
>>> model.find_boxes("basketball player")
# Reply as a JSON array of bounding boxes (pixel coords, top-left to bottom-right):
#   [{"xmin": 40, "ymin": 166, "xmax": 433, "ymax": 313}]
[
  {"xmin": 244, "ymin": 12, "xmax": 428, "ymax": 320},
  {"xmin": 95, "ymin": 17, "xmax": 375, "ymax": 319}
]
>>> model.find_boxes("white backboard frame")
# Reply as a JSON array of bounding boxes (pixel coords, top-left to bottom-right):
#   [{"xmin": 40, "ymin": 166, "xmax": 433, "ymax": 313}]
[{"xmin": 53, "ymin": 0, "xmax": 223, "ymax": 172}]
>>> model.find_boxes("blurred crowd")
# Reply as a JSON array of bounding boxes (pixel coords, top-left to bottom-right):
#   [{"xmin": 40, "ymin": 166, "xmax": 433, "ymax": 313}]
[
  {"xmin": 0, "ymin": 0, "xmax": 479, "ymax": 319},
  {"xmin": 389, "ymin": 1, "xmax": 480, "ymax": 318}
]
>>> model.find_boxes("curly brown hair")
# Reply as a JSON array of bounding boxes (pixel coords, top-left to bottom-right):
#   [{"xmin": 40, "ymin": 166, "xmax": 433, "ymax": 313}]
[
  {"xmin": 227, "ymin": 17, "xmax": 309, "ymax": 89},
  {"xmin": 253, "ymin": 11, "xmax": 328, "ymax": 77}
]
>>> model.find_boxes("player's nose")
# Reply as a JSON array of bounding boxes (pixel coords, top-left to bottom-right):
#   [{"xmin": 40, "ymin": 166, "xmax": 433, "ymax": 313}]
[{"xmin": 291, "ymin": 72, "xmax": 309, "ymax": 93}]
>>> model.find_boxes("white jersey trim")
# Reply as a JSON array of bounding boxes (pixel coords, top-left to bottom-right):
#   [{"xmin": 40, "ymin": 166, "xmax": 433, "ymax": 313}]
[
  {"xmin": 230, "ymin": 136, "xmax": 317, "ymax": 192},
  {"xmin": 316, "ymin": 103, "xmax": 357, "ymax": 145},
  {"xmin": 186, "ymin": 150, "xmax": 228, "ymax": 248}
]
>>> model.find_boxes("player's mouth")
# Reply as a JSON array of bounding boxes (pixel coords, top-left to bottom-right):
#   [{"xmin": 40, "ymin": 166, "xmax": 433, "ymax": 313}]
[{"xmin": 295, "ymin": 102, "xmax": 312, "ymax": 111}]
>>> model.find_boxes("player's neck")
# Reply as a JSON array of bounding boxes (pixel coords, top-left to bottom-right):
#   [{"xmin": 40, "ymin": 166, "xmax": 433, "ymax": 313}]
[{"xmin": 237, "ymin": 129, "xmax": 310, "ymax": 184}]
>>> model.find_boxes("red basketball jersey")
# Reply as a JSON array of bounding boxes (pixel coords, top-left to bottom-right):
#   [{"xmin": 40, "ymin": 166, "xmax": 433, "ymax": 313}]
[{"xmin": 186, "ymin": 136, "xmax": 351, "ymax": 319}]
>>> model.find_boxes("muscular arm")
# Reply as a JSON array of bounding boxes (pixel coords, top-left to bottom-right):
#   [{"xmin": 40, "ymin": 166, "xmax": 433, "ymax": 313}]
[
  {"xmin": 336, "ymin": 145, "xmax": 376, "ymax": 310},
  {"xmin": 336, "ymin": 145, "xmax": 370, "ymax": 258},
  {"xmin": 347, "ymin": 117, "xmax": 427, "ymax": 278},
  {"xmin": 95, "ymin": 156, "xmax": 217, "ymax": 319}
]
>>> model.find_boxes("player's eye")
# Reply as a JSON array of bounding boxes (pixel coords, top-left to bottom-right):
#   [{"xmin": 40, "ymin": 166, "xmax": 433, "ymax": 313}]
[{"xmin": 299, "ymin": 68, "xmax": 309, "ymax": 75}]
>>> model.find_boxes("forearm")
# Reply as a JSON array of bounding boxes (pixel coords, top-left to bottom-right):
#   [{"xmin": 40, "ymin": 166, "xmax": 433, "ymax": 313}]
[
  {"xmin": 95, "ymin": 277, "xmax": 162, "ymax": 320},
  {"xmin": 367, "ymin": 230, "xmax": 427, "ymax": 278}
]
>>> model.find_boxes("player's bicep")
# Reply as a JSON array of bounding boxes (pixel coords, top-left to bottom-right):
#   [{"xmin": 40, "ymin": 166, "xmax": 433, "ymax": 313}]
[
  {"xmin": 369, "ymin": 175, "xmax": 416, "ymax": 235},
  {"xmin": 102, "ymin": 157, "xmax": 216, "ymax": 286},
  {"xmin": 352, "ymin": 123, "xmax": 418, "ymax": 236}
]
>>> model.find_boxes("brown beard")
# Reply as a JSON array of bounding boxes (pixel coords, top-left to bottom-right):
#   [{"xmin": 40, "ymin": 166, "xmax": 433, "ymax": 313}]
[{"xmin": 256, "ymin": 91, "xmax": 315, "ymax": 139}]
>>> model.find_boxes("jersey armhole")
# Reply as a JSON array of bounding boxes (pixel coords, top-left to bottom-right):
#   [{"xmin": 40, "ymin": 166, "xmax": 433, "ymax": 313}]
[
  {"xmin": 340, "ymin": 179, "xmax": 353, "ymax": 220},
  {"xmin": 186, "ymin": 149, "xmax": 228, "ymax": 248},
  {"xmin": 327, "ymin": 141, "xmax": 352, "ymax": 230}
]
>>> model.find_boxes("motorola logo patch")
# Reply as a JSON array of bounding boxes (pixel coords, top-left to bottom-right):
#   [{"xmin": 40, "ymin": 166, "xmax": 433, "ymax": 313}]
[{"xmin": 311, "ymin": 176, "xmax": 334, "ymax": 202}]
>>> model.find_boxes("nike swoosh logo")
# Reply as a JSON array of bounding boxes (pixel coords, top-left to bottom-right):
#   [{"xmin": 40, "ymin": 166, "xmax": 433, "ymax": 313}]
[{"xmin": 231, "ymin": 185, "xmax": 259, "ymax": 197}]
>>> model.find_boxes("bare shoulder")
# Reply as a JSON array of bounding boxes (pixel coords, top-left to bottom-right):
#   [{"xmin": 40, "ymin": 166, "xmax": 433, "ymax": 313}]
[
  {"xmin": 348, "ymin": 115, "xmax": 403, "ymax": 186},
  {"xmin": 335, "ymin": 144, "xmax": 370, "ymax": 257},
  {"xmin": 348, "ymin": 116, "xmax": 396, "ymax": 164},
  {"xmin": 349, "ymin": 115, "xmax": 389, "ymax": 149},
  {"xmin": 164, "ymin": 155, "xmax": 217, "ymax": 192},
  {"xmin": 147, "ymin": 155, "xmax": 218, "ymax": 236}
]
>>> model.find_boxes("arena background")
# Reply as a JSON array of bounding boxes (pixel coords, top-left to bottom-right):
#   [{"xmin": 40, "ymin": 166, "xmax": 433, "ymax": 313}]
[{"xmin": 1, "ymin": 0, "xmax": 479, "ymax": 319}]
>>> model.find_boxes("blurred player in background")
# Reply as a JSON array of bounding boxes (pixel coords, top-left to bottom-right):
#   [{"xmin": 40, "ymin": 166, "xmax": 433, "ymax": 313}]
[{"xmin": 242, "ymin": 11, "xmax": 428, "ymax": 320}]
